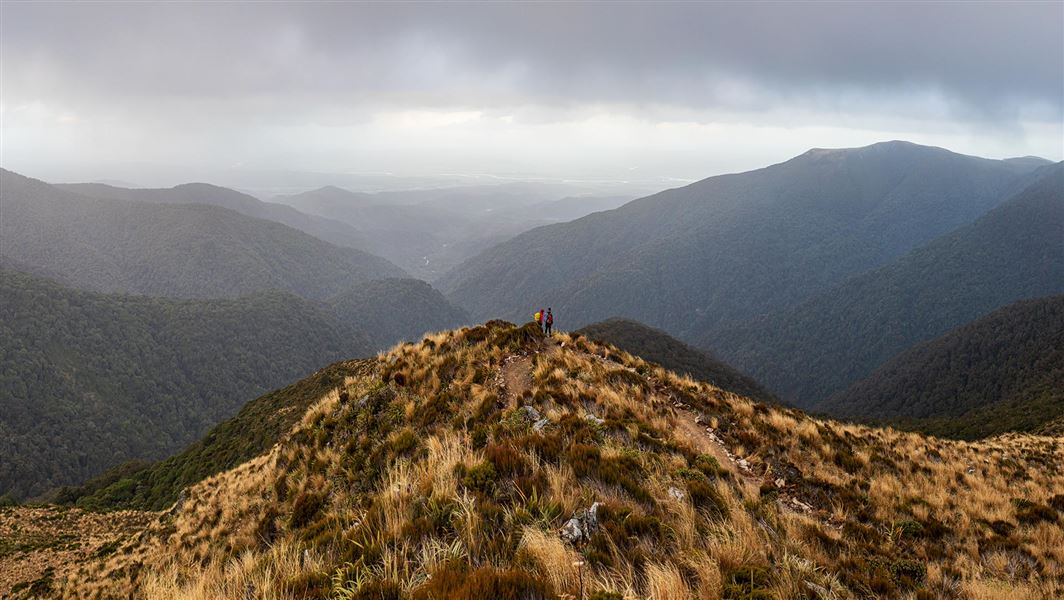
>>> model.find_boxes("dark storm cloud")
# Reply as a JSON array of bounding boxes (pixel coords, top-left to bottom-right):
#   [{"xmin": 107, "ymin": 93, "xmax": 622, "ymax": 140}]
[{"xmin": 4, "ymin": 1, "xmax": 1061, "ymax": 118}]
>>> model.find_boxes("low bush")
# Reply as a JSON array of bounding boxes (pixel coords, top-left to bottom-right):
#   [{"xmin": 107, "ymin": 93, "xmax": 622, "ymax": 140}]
[
  {"xmin": 288, "ymin": 490, "xmax": 326, "ymax": 529},
  {"xmin": 722, "ymin": 566, "xmax": 772, "ymax": 600}
]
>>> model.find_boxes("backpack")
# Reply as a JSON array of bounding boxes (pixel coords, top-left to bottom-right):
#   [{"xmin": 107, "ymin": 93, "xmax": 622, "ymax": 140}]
[
  {"xmin": 546, "ymin": 313, "xmax": 553, "ymax": 325},
  {"xmin": 534, "ymin": 311, "xmax": 542, "ymax": 322}
]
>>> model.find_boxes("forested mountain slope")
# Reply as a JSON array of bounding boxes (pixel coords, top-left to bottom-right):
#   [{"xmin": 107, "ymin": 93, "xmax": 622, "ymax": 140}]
[
  {"xmin": 819, "ymin": 295, "xmax": 1064, "ymax": 439},
  {"xmin": 442, "ymin": 142, "xmax": 1042, "ymax": 335},
  {"xmin": 53, "ymin": 359, "xmax": 377, "ymax": 511},
  {"xmin": 714, "ymin": 163, "xmax": 1064, "ymax": 407},
  {"xmin": 328, "ymin": 278, "xmax": 469, "ymax": 349},
  {"xmin": 1, "ymin": 169, "xmax": 403, "ymax": 300},
  {"xmin": 576, "ymin": 318, "xmax": 775, "ymax": 403},
  {"xmin": 0, "ymin": 270, "xmax": 373, "ymax": 499}
]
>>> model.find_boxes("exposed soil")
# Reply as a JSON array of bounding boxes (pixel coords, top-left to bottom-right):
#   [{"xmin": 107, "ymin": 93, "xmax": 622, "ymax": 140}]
[
  {"xmin": 500, "ymin": 354, "xmax": 534, "ymax": 405},
  {"xmin": 497, "ymin": 338, "xmax": 561, "ymax": 406}
]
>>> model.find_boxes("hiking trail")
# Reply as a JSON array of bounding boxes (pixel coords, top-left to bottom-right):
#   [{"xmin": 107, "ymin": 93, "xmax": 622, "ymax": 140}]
[{"xmin": 497, "ymin": 338, "xmax": 560, "ymax": 406}]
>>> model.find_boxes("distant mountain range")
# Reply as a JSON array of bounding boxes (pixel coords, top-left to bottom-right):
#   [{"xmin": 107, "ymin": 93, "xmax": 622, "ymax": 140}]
[
  {"xmin": 819, "ymin": 295, "xmax": 1064, "ymax": 439},
  {"xmin": 274, "ymin": 183, "xmax": 632, "ymax": 278},
  {"xmin": 715, "ymin": 163, "xmax": 1063, "ymax": 407},
  {"xmin": 58, "ymin": 180, "xmax": 374, "ymax": 253},
  {"xmin": 442, "ymin": 142, "xmax": 1047, "ymax": 337},
  {"xmin": 575, "ymin": 318, "xmax": 775, "ymax": 403},
  {"xmin": 439, "ymin": 142, "xmax": 1057, "ymax": 410},
  {"xmin": 2, "ymin": 168, "xmax": 469, "ymax": 344},
  {"xmin": 1, "ymin": 169, "xmax": 402, "ymax": 300}
]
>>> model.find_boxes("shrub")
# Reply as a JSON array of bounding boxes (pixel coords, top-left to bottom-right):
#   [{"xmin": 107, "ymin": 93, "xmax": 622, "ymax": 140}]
[
  {"xmin": 694, "ymin": 454, "xmax": 727, "ymax": 478},
  {"xmin": 722, "ymin": 566, "xmax": 772, "ymax": 600},
  {"xmin": 485, "ymin": 443, "xmax": 530, "ymax": 477},
  {"xmin": 289, "ymin": 490, "xmax": 326, "ymax": 529},
  {"xmin": 886, "ymin": 558, "xmax": 926, "ymax": 585},
  {"xmin": 590, "ymin": 592, "xmax": 623, "ymax": 600},
  {"xmin": 686, "ymin": 479, "xmax": 728, "ymax": 518},
  {"xmin": 894, "ymin": 519, "xmax": 924, "ymax": 538},
  {"xmin": 391, "ymin": 428, "xmax": 418, "ymax": 455},
  {"xmin": 462, "ymin": 461, "xmax": 497, "ymax": 493}
]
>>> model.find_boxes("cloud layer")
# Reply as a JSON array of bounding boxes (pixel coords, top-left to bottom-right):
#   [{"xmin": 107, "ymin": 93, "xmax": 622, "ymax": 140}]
[{"xmin": 2, "ymin": 2, "xmax": 1061, "ymax": 186}]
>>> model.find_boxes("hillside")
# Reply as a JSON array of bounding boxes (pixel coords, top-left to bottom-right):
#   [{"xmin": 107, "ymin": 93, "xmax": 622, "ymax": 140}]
[
  {"xmin": 10, "ymin": 321, "xmax": 1061, "ymax": 599},
  {"xmin": 0, "ymin": 269, "xmax": 373, "ymax": 499},
  {"xmin": 714, "ymin": 163, "xmax": 1064, "ymax": 407},
  {"xmin": 0, "ymin": 169, "xmax": 403, "ymax": 300},
  {"xmin": 442, "ymin": 142, "xmax": 1042, "ymax": 336},
  {"xmin": 576, "ymin": 318, "xmax": 775, "ymax": 403},
  {"xmin": 819, "ymin": 296, "xmax": 1064, "ymax": 439},
  {"xmin": 328, "ymin": 278, "xmax": 470, "ymax": 349},
  {"xmin": 57, "ymin": 181, "xmax": 373, "ymax": 253}
]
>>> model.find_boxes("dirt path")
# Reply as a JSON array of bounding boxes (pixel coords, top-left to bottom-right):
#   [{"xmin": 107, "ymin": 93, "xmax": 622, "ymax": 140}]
[
  {"xmin": 670, "ymin": 403, "xmax": 761, "ymax": 497},
  {"xmin": 670, "ymin": 401, "xmax": 823, "ymax": 517},
  {"xmin": 497, "ymin": 339, "xmax": 561, "ymax": 407},
  {"xmin": 499, "ymin": 354, "xmax": 533, "ymax": 405}
]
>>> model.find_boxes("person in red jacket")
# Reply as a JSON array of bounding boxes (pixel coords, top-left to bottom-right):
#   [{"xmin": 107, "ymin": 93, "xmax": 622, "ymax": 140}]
[
  {"xmin": 535, "ymin": 308, "xmax": 544, "ymax": 331},
  {"xmin": 545, "ymin": 308, "xmax": 554, "ymax": 335}
]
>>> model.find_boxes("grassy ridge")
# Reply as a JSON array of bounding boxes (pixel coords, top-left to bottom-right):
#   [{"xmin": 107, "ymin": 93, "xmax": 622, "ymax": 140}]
[
  {"xmin": 576, "ymin": 318, "xmax": 776, "ymax": 403},
  {"xmin": 48, "ymin": 322, "xmax": 1064, "ymax": 599}
]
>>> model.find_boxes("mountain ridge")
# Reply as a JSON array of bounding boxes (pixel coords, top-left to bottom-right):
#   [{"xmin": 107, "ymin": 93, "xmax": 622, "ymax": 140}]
[
  {"xmin": 1, "ymin": 169, "xmax": 405, "ymax": 300},
  {"xmin": 441, "ymin": 141, "xmax": 1043, "ymax": 339},
  {"xmin": 57, "ymin": 180, "xmax": 375, "ymax": 253},
  {"xmin": 575, "ymin": 318, "xmax": 776, "ymax": 403}
]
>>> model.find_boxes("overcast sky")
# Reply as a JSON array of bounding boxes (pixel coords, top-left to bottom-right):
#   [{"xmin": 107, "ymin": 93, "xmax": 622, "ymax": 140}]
[{"xmin": 2, "ymin": 1, "xmax": 1062, "ymax": 188}]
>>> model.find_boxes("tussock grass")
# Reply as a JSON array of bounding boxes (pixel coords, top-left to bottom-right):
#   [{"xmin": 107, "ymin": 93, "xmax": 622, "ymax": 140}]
[{"xmin": 41, "ymin": 321, "xmax": 1064, "ymax": 600}]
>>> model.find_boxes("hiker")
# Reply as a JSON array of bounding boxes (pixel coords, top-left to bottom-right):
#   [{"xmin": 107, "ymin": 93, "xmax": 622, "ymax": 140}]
[
  {"xmin": 534, "ymin": 308, "xmax": 543, "ymax": 330},
  {"xmin": 545, "ymin": 308, "xmax": 554, "ymax": 335}
]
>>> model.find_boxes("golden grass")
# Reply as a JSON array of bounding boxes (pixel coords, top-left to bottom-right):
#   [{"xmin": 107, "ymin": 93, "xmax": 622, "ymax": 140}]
[{"xmin": 35, "ymin": 323, "xmax": 1064, "ymax": 600}]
